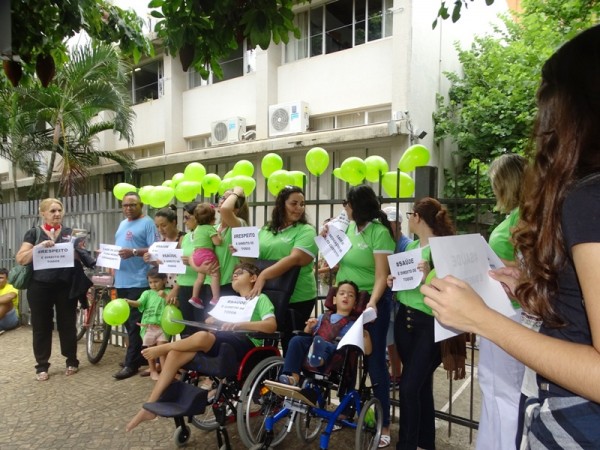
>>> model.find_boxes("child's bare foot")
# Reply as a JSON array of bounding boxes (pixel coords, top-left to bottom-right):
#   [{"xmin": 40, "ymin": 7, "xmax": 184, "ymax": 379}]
[
  {"xmin": 150, "ymin": 371, "xmax": 160, "ymax": 381},
  {"xmin": 142, "ymin": 344, "xmax": 170, "ymax": 360},
  {"xmin": 126, "ymin": 408, "xmax": 156, "ymax": 432}
]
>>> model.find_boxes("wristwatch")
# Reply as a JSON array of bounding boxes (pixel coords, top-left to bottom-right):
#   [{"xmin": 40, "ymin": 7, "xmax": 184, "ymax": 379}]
[{"xmin": 132, "ymin": 248, "xmax": 138, "ymax": 256}]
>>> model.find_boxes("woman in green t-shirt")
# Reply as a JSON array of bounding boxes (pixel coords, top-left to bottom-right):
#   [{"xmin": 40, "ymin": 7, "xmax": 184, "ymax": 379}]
[
  {"xmin": 250, "ymin": 186, "xmax": 317, "ymax": 354},
  {"xmin": 395, "ymin": 197, "xmax": 455, "ymax": 450}
]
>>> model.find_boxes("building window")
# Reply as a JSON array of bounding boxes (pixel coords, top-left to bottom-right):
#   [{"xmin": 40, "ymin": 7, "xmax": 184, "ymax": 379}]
[
  {"xmin": 131, "ymin": 60, "xmax": 163, "ymax": 104},
  {"xmin": 188, "ymin": 41, "xmax": 256, "ymax": 89},
  {"xmin": 285, "ymin": 0, "xmax": 393, "ymax": 63},
  {"xmin": 311, "ymin": 107, "xmax": 391, "ymax": 131}
]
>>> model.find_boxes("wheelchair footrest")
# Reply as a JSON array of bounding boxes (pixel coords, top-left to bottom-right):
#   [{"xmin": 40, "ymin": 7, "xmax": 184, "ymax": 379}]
[
  {"xmin": 264, "ymin": 380, "xmax": 318, "ymax": 407},
  {"xmin": 143, "ymin": 381, "xmax": 208, "ymax": 417}
]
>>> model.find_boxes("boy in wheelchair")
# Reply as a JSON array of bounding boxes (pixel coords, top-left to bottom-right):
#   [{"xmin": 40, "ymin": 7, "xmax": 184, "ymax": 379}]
[
  {"xmin": 279, "ymin": 280, "xmax": 372, "ymax": 386},
  {"xmin": 126, "ymin": 262, "xmax": 276, "ymax": 432}
]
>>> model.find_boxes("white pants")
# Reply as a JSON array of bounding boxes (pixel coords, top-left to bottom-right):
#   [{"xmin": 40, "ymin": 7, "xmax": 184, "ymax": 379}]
[{"xmin": 476, "ymin": 311, "xmax": 525, "ymax": 450}]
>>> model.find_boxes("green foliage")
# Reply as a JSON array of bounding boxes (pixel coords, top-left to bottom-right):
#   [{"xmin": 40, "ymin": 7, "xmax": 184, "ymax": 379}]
[
  {"xmin": 148, "ymin": 0, "xmax": 301, "ymax": 78},
  {"xmin": 434, "ymin": 0, "xmax": 496, "ymax": 28},
  {"xmin": 435, "ymin": 0, "xmax": 600, "ymax": 227}
]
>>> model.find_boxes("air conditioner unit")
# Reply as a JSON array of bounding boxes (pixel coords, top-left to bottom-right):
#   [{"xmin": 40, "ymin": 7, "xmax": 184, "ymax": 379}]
[
  {"xmin": 211, "ymin": 117, "xmax": 246, "ymax": 145},
  {"xmin": 268, "ymin": 101, "xmax": 309, "ymax": 137}
]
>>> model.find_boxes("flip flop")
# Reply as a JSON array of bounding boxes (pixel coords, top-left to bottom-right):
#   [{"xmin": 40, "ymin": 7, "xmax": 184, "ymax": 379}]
[{"xmin": 378, "ymin": 434, "xmax": 391, "ymax": 448}]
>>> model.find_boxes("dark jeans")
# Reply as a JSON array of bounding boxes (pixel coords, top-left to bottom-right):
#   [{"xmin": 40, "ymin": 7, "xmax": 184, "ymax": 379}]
[
  {"xmin": 365, "ymin": 289, "xmax": 392, "ymax": 428},
  {"xmin": 283, "ymin": 335, "xmax": 313, "ymax": 375},
  {"xmin": 282, "ymin": 299, "xmax": 315, "ymax": 356},
  {"xmin": 117, "ymin": 287, "xmax": 147, "ymax": 370},
  {"xmin": 394, "ymin": 303, "xmax": 441, "ymax": 450},
  {"xmin": 28, "ymin": 280, "xmax": 79, "ymax": 373}
]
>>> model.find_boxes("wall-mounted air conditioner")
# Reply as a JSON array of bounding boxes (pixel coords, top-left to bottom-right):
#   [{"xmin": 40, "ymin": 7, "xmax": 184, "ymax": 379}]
[
  {"xmin": 210, "ymin": 117, "xmax": 246, "ymax": 145},
  {"xmin": 268, "ymin": 101, "xmax": 309, "ymax": 137}
]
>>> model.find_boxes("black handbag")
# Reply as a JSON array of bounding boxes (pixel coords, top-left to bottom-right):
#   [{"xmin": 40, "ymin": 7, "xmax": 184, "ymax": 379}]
[{"xmin": 8, "ymin": 227, "xmax": 42, "ymax": 290}]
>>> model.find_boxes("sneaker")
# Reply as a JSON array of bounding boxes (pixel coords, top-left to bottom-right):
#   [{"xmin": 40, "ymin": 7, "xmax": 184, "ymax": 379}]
[
  {"xmin": 188, "ymin": 297, "xmax": 204, "ymax": 309},
  {"xmin": 209, "ymin": 298, "xmax": 219, "ymax": 306}
]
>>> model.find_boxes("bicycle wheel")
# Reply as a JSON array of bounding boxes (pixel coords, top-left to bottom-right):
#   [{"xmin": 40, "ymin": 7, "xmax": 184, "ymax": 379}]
[
  {"xmin": 75, "ymin": 307, "xmax": 87, "ymax": 341},
  {"xmin": 237, "ymin": 356, "xmax": 289, "ymax": 448},
  {"xmin": 86, "ymin": 298, "xmax": 111, "ymax": 364}
]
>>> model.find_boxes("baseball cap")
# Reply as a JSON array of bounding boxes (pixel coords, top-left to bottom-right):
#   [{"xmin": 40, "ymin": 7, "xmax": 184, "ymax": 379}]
[{"xmin": 383, "ymin": 206, "xmax": 403, "ymax": 223}]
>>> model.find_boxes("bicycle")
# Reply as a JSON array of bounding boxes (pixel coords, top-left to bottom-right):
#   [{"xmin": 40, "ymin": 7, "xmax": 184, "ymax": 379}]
[{"xmin": 75, "ymin": 284, "xmax": 114, "ymax": 364}]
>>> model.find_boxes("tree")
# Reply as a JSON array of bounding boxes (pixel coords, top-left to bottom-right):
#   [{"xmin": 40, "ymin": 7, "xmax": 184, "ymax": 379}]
[
  {"xmin": 22, "ymin": 44, "xmax": 137, "ymax": 198},
  {"xmin": 434, "ymin": 0, "xmax": 600, "ymax": 228},
  {"xmin": 148, "ymin": 0, "xmax": 301, "ymax": 78}
]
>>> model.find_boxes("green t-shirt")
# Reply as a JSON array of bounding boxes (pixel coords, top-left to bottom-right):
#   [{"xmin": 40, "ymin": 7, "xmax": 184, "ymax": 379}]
[
  {"xmin": 192, "ymin": 224, "xmax": 217, "ymax": 249},
  {"xmin": 247, "ymin": 292, "xmax": 276, "ymax": 347},
  {"xmin": 206, "ymin": 219, "xmax": 247, "ymax": 287},
  {"xmin": 397, "ymin": 240, "xmax": 433, "ymax": 316},
  {"xmin": 138, "ymin": 288, "xmax": 170, "ymax": 338},
  {"xmin": 488, "ymin": 208, "xmax": 519, "ymax": 262},
  {"xmin": 258, "ymin": 223, "xmax": 318, "ymax": 304},
  {"xmin": 177, "ymin": 232, "xmax": 198, "ymax": 287},
  {"xmin": 336, "ymin": 221, "xmax": 395, "ymax": 293}
]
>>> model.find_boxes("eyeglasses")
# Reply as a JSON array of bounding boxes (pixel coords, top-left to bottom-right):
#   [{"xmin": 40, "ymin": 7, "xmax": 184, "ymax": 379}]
[
  {"xmin": 232, "ymin": 269, "xmax": 248, "ymax": 277},
  {"xmin": 406, "ymin": 212, "xmax": 416, "ymax": 218},
  {"xmin": 122, "ymin": 203, "xmax": 139, "ymax": 208},
  {"xmin": 342, "ymin": 200, "xmax": 349, "ymax": 207}
]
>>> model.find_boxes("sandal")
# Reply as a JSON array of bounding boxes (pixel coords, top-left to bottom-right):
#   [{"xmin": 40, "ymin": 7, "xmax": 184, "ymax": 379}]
[
  {"xmin": 36, "ymin": 372, "xmax": 49, "ymax": 381},
  {"xmin": 378, "ymin": 434, "xmax": 391, "ymax": 448},
  {"xmin": 65, "ymin": 366, "xmax": 78, "ymax": 376},
  {"xmin": 278, "ymin": 374, "xmax": 299, "ymax": 386}
]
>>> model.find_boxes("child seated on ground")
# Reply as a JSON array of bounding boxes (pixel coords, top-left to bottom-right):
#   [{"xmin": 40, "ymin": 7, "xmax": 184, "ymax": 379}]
[
  {"xmin": 125, "ymin": 269, "xmax": 170, "ymax": 380},
  {"xmin": 279, "ymin": 280, "xmax": 372, "ymax": 386},
  {"xmin": 188, "ymin": 203, "xmax": 222, "ymax": 310},
  {"xmin": 126, "ymin": 262, "xmax": 276, "ymax": 432}
]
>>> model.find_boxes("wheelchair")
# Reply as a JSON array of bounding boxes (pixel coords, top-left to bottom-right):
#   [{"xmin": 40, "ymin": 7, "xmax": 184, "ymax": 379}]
[
  {"xmin": 142, "ymin": 260, "xmax": 300, "ymax": 448},
  {"xmin": 239, "ymin": 287, "xmax": 383, "ymax": 450}
]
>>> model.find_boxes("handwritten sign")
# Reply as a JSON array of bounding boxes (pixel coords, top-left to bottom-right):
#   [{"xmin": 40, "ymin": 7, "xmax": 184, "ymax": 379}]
[
  {"xmin": 148, "ymin": 241, "xmax": 178, "ymax": 261},
  {"xmin": 158, "ymin": 248, "xmax": 186, "ymax": 274},
  {"xmin": 429, "ymin": 234, "xmax": 517, "ymax": 342},
  {"xmin": 315, "ymin": 224, "xmax": 352, "ymax": 268},
  {"xmin": 387, "ymin": 247, "xmax": 424, "ymax": 291},
  {"xmin": 33, "ymin": 243, "xmax": 75, "ymax": 270},
  {"xmin": 96, "ymin": 243, "xmax": 122, "ymax": 270},
  {"xmin": 329, "ymin": 210, "xmax": 350, "ymax": 233},
  {"xmin": 209, "ymin": 295, "xmax": 259, "ymax": 323},
  {"xmin": 337, "ymin": 307, "xmax": 377, "ymax": 353},
  {"xmin": 231, "ymin": 227, "xmax": 260, "ymax": 258}
]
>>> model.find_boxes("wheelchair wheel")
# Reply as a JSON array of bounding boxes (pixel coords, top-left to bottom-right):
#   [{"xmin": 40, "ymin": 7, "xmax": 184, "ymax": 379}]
[
  {"xmin": 295, "ymin": 410, "xmax": 323, "ymax": 443},
  {"xmin": 86, "ymin": 302, "xmax": 111, "ymax": 364},
  {"xmin": 237, "ymin": 356, "xmax": 289, "ymax": 448},
  {"xmin": 191, "ymin": 403, "xmax": 218, "ymax": 431},
  {"xmin": 173, "ymin": 424, "xmax": 191, "ymax": 447},
  {"xmin": 355, "ymin": 397, "xmax": 383, "ymax": 450}
]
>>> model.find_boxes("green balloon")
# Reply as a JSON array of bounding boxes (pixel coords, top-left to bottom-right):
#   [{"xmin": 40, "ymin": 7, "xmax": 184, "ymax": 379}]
[
  {"xmin": 202, "ymin": 173, "xmax": 221, "ymax": 195},
  {"xmin": 103, "ymin": 298, "xmax": 130, "ymax": 326},
  {"xmin": 267, "ymin": 170, "xmax": 294, "ymax": 197},
  {"xmin": 161, "ymin": 305, "xmax": 185, "ymax": 335},
  {"xmin": 365, "ymin": 155, "xmax": 389, "ymax": 183},
  {"xmin": 233, "ymin": 160, "xmax": 254, "ymax": 177},
  {"xmin": 184, "ymin": 162, "xmax": 206, "ymax": 183},
  {"xmin": 148, "ymin": 186, "xmax": 174, "ymax": 208},
  {"xmin": 223, "ymin": 170, "xmax": 235, "ymax": 180},
  {"xmin": 175, "ymin": 181, "xmax": 199, "ymax": 203},
  {"xmin": 340, "ymin": 157, "xmax": 367, "ymax": 186},
  {"xmin": 218, "ymin": 178, "xmax": 235, "ymax": 196},
  {"xmin": 333, "ymin": 167, "xmax": 344, "ymax": 180},
  {"xmin": 289, "ymin": 170, "xmax": 306, "ymax": 188},
  {"xmin": 232, "ymin": 175, "xmax": 256, "ymax": 196},
  {"xmin": 171, "ymin": 172, "xmax": 185, "ymax": 187},
  {"xmin": 162, "ymin": 179, "xmax": 173, "ymax": 188},
  {"xmin": 261, "ymin": 153, "xmax": 283, "ymax": 178},
  {"xmin": 113, "ymin": 182, "xmax": 137, "ymax": 200},
  {"xmin": 305, "ymin": 147, "xmax": 329, "ymax": 176},
  {"xmin": 138, "ymin": 185, "xmax": 155, "ymax": 204},
  {"xmin": 398, "ymin": 145, "xmax": 431, "ymax": 172},
  {"xmin": 382, "ymin": 171, "xmax": 415, "ymax": 198}
]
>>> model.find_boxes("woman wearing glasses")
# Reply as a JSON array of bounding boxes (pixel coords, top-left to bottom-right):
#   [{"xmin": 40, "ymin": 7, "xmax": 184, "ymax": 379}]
[
  {"xmin": 248, "ymin": 185, "xmax": 317, "ymax": 354},
  {"xmin": 334, "ymin": 185, "xmax": 396, "ymax": 448}
]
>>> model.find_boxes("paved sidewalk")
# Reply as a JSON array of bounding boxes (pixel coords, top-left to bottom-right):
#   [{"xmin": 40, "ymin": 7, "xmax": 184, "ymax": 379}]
[{"xmin": 1, "ymin": 326, "xmax": 476, "ymax": 449}]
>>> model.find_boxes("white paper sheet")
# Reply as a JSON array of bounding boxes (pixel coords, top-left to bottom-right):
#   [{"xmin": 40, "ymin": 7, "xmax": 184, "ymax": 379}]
[
  {"xmin": 337, "ymin": 307, "xmax": 377, "ymax": 353},
  {"xmin": 328, "ymin": 210, "xmax": 350, "ymax": 233},
  {"xmin": 429, "ymin": 234, "xmax": 517, "ymax": 342},
  {"xmin": 208, "ymin": 295, "xmax": 259, "ymax": 323},
  {"xmin": 33, "ymin": 243, "xmax": 75, "ymax": 270},
  {"xmin": 387, "ymin": 247, "xmax": 425, "ymax": 291},
  {"xmin": 231, "ymin": 226, "xmax": 260, "ymax": 258},
  {"xmin": 147, "ymin": 241, "xmax": 178, "ymax": 261},
  {"xmin": 96, "ymin": 243, "xmax": 122, "ymax": 270},
  {"xmin": 315, "ymin": 224, "xmax": 352, "ymax": 268},
  {"xmin": 157, "ymin": 248, "xmax": 186, "ymax": 274}
]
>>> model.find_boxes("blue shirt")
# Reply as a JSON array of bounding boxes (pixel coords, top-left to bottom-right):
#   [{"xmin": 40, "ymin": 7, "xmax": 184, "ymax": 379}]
[
  {"xmin": 396, "ymin": 234, "xmax": 413, "ymax": 253},
  {"xmin": 114, "ymin": 216, "xmax": 159, "ymax": 288}
]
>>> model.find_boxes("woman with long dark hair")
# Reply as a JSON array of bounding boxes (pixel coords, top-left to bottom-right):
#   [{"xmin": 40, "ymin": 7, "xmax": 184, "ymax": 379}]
[
  {"xmin": 423, "ymin": 26, "xmax": 600, "ymax": 446},
  {"xmin": 395, "ymin": 197, "xmax": 455, "ymax": 450},
  {"xmin": 335, "ymin": 185, "xmax": 395, "ymax": 448}
]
